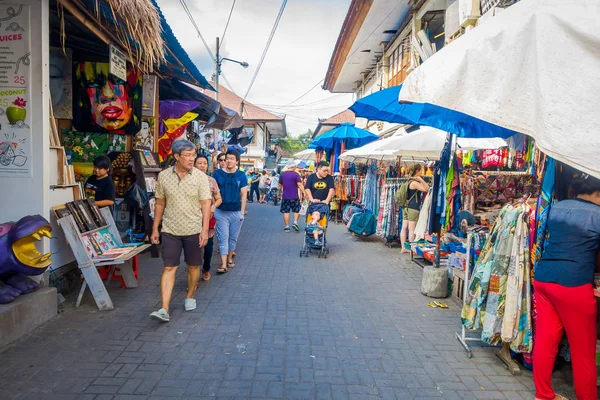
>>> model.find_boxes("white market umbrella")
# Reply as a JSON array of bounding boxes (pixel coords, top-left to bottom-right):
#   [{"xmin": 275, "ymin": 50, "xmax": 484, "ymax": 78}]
[
  {"xmin": 294, "ymin": 149, "xmax": 316, "ymax": 161},
  {"xmin": 399, "ymin": 0, "xmax": 600, "ymax": 178},
  {"xmin": 375, "ymin": 127, "xmax": 507, "ymax": 160},
  {"xmin": 339, "ymin": 135, "xmax": 398, "ymax": 163}
]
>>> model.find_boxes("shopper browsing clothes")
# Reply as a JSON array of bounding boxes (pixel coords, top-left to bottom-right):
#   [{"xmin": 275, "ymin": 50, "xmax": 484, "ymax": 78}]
[
  {"xmin": 533, "ymin": 174, "xmax": 600, "ymax": 400},
  {"xmin": 212, "ymin": 149, "xmax": 248, "ymax": 274},
  {"xmin": 279, "ymin": 161, "xmax": 304, "ymax": 232},
  {"xmin": 195, "ymin": 155, "xmax": 222, "ymax": 282},
  {"xmin": 399, "ymin": 164, "xmax": 429, "ymax": 253},
  {"xmin": 304, "ymin": 161, "xmax": 335, "ymax": 217},
  {"xmin": 150, "ymin": 140, "xmax": 212, "ymax": 322},
  {"xmin": 85, "ymin": 155, "xmax": 115, "ymax": 208}
]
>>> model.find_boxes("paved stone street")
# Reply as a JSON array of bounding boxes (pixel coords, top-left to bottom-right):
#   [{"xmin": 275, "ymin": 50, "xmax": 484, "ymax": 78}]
[{"xmin": 0, "ymin": 203, "xmax": 572, "ymax": 400}]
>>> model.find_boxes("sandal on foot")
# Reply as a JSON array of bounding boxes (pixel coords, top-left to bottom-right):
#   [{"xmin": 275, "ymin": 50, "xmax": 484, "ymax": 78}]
[
  {"xmin": 216, "ymin": 266, "xmax": 228, "ymax": 274},
  {"xmin": 227, "ymin": 261, "xmax": 236, "ymax": 268},
  {"xmin": 202, "ymin": 271, "xmax": 211, "ymax": 281}
]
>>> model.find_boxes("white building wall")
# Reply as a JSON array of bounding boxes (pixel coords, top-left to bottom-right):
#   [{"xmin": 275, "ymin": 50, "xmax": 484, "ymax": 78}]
[{"xmin": 0, "ymin": 0, "xmax": 50, "ymax": 231}]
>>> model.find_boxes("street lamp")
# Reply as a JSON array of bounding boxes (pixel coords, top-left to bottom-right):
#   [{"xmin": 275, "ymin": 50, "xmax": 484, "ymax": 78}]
[{"xmin": 215, "ymin": 37, "xmax": 249, "ymax": 103}]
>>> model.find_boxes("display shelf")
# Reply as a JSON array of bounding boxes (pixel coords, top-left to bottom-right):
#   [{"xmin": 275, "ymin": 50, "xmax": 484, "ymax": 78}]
[
  {"xmin": 133, "ymin": 147, "xmax": 161, "ymax": 258},
  {"xmin": 57, "ymin": 207, "xmax": 141, "ymax": 310}
]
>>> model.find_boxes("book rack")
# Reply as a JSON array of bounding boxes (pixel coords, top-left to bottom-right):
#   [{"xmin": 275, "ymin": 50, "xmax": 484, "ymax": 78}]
[{"xmin": 57, "ymin": 206, "xmax": 150, "ymax": 310}]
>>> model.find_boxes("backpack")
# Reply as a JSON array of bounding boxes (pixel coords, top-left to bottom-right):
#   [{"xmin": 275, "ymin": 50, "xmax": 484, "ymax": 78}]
[
  {"xmin": 214, "ymin": 169, "xmax": 243, "ymax": 211},
  {"xmin": 396, "ymin": 179, "xmax": 417, "ymax": 208}
]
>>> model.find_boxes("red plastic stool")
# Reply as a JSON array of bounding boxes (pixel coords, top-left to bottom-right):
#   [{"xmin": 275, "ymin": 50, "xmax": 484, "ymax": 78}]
[{"xmin": 98, "ymin": 256, "xmax": 139, "ymax": 287}]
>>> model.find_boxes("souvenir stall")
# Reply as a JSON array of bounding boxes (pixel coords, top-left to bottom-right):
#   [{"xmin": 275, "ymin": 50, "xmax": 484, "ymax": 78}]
[{"xmin": 45, "ymin": 0, "xmax": 231, "ymax": 294}]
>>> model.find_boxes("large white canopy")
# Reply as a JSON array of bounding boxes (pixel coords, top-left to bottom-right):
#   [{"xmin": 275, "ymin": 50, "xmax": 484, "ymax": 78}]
[
  {"xmin": 374, "ymin": 127, "xmax": 506, "ymax": 160},
  {"xmin": 399, "ymin": 0, "xmax": 600, "ymax": 178}
]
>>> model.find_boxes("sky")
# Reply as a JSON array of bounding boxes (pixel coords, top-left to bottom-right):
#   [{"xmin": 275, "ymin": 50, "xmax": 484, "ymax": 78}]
[{"xmin": 156, "ymin": 0, "xmax": 355, "ymax": 137}]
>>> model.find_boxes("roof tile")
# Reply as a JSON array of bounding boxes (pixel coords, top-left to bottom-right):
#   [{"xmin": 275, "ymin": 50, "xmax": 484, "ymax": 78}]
[{"xmin": 204, "ymin": 83, "xmax": 284, "ymax": 122}]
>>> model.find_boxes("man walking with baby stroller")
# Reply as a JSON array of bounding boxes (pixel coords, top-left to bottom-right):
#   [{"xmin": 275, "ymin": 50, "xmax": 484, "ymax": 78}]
[
  {"xmin": 304, "ymin": 161, "xmax": 335, "ymax": 216},
  {"xmin": 300, "ymin": 161, "xmax": 334, "ymax": 258}
]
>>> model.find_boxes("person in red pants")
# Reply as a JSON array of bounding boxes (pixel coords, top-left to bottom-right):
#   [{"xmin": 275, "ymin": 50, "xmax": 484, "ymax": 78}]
[{"xmin": 534, "ymin": 174, "xmax": 600, "ymax": 400}]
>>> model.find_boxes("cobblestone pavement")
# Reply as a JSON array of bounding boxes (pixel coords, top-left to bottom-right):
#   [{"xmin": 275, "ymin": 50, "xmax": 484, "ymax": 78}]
[{"xmin": 0, "ymin": 203, "xmax": 575, "ymax": 399}]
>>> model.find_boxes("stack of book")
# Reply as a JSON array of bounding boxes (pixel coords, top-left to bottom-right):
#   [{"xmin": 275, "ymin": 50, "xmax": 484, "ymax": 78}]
[
  {"xmin": 81, "ymin": 230, "xmax": 142, "ymax": 261},
  {"xmin": 55, "ymin": 199, "xmax": 107, "ymax": 233}
]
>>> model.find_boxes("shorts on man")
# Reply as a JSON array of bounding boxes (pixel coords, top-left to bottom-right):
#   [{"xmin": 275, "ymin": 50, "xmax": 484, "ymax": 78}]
[
  {"xmin": 161, "ymin": 232, "xmax": 204, "ymax": 266},
  {"xmin": 280, "ymin": 198, "xmax": 301, "ymax": 214}
]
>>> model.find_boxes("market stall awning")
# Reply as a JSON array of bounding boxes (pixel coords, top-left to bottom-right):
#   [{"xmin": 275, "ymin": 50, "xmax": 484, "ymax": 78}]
[
  {"xmin": 309, "ymin": 123, "xmax": 379, "ymax": 150},
  {"xmin": 159, "ymin": 79, "xmax": 222, "ymax": 124},
  {"xmin": 399, "ymin": 0, "xmax": 600, "ymax": 178},
  {"xmin": 294, "ymin": 149, "xmax": 316, "ymax": 161},
  {"xmin": 338, "ymin": 138, "xmax": 398, "ymax": 163},
  {"xmin": 375, "ymin": 126, "xmax": 507, "ymax": 161},
  {"xmin": 177, "ymin": 80, "xmax": 244, "ymax": 130}
]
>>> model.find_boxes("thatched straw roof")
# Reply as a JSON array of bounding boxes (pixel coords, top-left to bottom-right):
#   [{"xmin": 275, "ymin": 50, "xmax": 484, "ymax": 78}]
[
  {"xmin": 99, "ymin": 0, "xmax": 165, "ymax": 73},
  {"xmin": 58, "ymin": 0, "xmax": 165, "ymax": 74}
]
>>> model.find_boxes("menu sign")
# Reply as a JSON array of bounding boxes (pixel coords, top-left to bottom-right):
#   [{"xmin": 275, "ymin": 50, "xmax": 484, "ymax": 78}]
[{"xmin": 0, "ymin": 4, "xmax": 31, "ymax": 177}]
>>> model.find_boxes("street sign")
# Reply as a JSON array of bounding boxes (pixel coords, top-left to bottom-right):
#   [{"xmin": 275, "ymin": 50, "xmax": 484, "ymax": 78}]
[{"xmin": 109, "ymin": 45, "xmax": 127, "ymax": 81}]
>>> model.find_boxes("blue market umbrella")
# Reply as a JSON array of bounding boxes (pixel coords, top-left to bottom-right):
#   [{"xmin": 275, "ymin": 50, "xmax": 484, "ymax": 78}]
[
  {"xmin": 349, "ymin": 86, "xmax": 415, "ymax": 124},
  {"xmin": 309, "ymin": 122, "xmax": 379, "ymax": 150},
  {"xmin": 350, "ymin": 85, "xmax": 519, "ymax": 139}
]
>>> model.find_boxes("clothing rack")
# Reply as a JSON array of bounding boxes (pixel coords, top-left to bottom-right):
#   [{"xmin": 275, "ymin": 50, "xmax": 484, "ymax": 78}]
[
  {"xmin": 454, "ymin": 230, "xmax": 525, "ymax": 375},
  {"xmin": 471, "ymin": 170, "xmax": 532, "ymax": 176},
  {"xmin": 455, "ymin": 233, "xmax": 478, "ymax": 358}
]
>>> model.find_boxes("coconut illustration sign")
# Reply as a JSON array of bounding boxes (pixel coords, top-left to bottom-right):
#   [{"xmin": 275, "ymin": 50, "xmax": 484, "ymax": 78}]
[{"xmin": 0, "ymin": 5, "xmax": 32, "ymax": 177}]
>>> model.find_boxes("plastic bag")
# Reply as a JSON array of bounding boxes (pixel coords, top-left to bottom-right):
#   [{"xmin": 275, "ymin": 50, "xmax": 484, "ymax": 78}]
[{"xmin": 299, "ymin": 201, "xmax": 308, "ymax": 216}]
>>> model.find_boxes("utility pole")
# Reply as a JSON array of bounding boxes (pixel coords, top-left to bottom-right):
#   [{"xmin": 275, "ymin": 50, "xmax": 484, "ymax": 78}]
[
  {"xmin": 215, "ymin": 37, "xmax": 220, "ymax": 155},
  {"xmin": 212, "ymin": 37, "xmax": 248, "ymax": 156},
  {"xmin": 215, "ymin": 37, "xmax": 220, "ymax": 103}
]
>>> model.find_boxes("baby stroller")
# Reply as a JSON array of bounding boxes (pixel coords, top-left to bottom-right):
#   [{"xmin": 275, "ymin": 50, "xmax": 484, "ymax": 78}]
[{"xmin": 299, "ymin": 203, "xmax": 330, "ymax": 259}]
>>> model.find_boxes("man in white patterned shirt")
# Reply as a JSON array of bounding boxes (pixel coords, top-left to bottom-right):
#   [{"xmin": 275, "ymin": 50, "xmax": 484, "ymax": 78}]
[{"xmin": 150, "ymin": 140, "xmax": 211, "ymax": 322}]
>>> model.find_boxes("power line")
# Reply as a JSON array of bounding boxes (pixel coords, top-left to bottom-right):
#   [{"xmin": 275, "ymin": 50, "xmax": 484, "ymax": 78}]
[
  {"xmin": 220, "ymin": 0, "xmax": 236, "ymax": 48},
  {"xmin": 178, "ymin": 0, "xmax": 237, "ymax": 94},
  {"xmin": 243, "ymin": 0, "xmax": 288, "ymax": 99},
  {"xmin": 278, "ymin": 1, "xmax": 405, "ymax": 107},
  {"xmin": 255, "ymin": 93, "xmax": 348, "ymax": 109}
]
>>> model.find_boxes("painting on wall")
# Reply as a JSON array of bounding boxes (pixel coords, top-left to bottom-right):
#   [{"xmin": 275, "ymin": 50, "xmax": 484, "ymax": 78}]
[
  {"xmin": 133, "ymin": 117, "xmax": 155, "ymax": 149},
  {"xmin": 62, "ymin": 129, "xmax": 127, "ymax": 182},
  {"xmin": 73, "ymin": 62, "xmax": 142, "ymax": 135}
]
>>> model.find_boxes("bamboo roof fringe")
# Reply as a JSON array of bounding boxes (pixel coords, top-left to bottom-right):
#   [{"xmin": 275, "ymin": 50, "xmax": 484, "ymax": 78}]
[{"xmin": 58, "ymin": 0, "xmax": 165, "ymax": 73}]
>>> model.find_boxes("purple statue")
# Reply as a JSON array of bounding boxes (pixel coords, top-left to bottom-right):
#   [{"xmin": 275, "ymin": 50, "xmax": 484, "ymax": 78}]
[{"xmin": 0, "ymin": 215, "xmax": 52, "ymax": 303}]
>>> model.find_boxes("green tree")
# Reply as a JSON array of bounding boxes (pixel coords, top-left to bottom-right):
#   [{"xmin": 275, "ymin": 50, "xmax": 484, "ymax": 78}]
[{"xmin": 278, "ymin": 129, "xmax": 313, "ymax": 153}]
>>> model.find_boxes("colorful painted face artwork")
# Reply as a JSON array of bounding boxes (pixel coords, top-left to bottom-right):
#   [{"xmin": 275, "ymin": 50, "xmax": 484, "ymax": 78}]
[{"xmin": 73, "ymin": 62, "xmax": 142, "ymax": 134}]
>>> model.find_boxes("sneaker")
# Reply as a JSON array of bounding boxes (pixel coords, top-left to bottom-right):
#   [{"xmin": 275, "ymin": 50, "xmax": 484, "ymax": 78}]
[
  {"xmin": 292, "ymin": 223, "xmax": 300, "ymax": 232},
  {"xmin": 284, "ymin": 226, "xmax": 290, "ymax": 232},
  {"xmin": 150, "ymin": 308, "xmax": 170, "ymax": 322},
  {"xmin": 314, "ymin": 240, "xmax": 322, "ymax": 246},
  {"xmin": 184, "ymin": 298, "xmax": 196, "ymax": 311}
]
